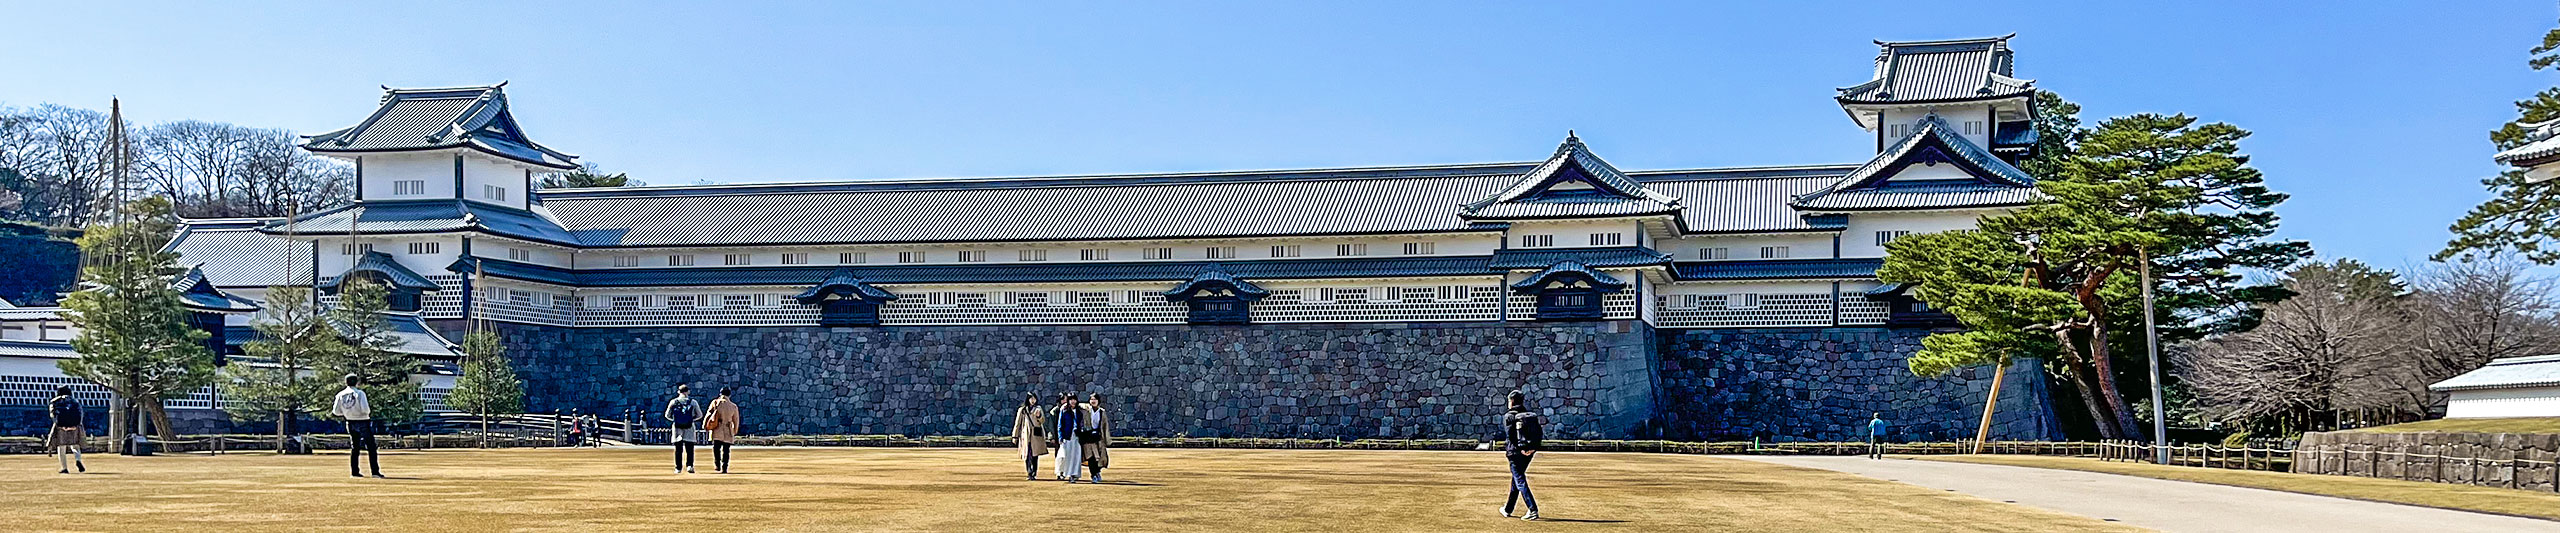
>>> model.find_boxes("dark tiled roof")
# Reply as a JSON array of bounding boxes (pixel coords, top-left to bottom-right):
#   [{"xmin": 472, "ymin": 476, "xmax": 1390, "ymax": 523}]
[
  {"xmin": 265, "ymin": 200, "xmax": 581, "ymax": 246},
  {"xmin": 1509, "ymin": 261, "xmax": 1627, "ymax": 291},
  {"xmin": 1991, "ymin": 121, "xmax": 2038, "ymax": 151},
  {"xmin": 1463, "ymin": 134, "xmax": 1681, "ymax": 220},
  {"xmin": 302, "ymin": 85, "xmax": 576, "ymax": 169},
  {"xmin": 472, "ymin": 256, "xmax": 1503, "ymax": 288},
  {"xmin": 173, "ymin": 266, "xmax": 260, "ymax": 313},
  {"xmin": 1675, "ymin": 258, "xmax": 1882, "ymax": 281},
  {"xmin": 1488, "ymin": 247, "xmax": 1675, "ymax": 270},
  {"xmin": 371, "ymin": 313, "xmax": 461, "ymax": 358},
  {"xmin": 1793, "ymin": 114, "xmax": 2041, "ymax": 211},
  {"xmin": 1163, "ymin": 269, "xmax": 1270, "ymax": 301},
  {"xmin": 168, "ymin": 222, "xmax": 314, "ymax": 287},
  {"xmin": 793, "ymin": 269, "xmax": 899, "ymax": 303},
  {"xmin": 1837, "ymin": 36, "xmax": 2033, "ymax": 105},
  {"xmin": 324, "ymin": 251, "xmax": 443, "ymax": 292},
  {"xmin": 0, "ymin": 339, "xmax": 76, "ymax": 359}
]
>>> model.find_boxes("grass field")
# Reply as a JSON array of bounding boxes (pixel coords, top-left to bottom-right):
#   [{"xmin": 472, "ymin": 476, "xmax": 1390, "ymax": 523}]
[
  {"xmin": 2345, "ymin": 417, "xmax": 2560, "ymax": 434},
  {"xmin": 0, "ymin": 447, "xmax": 2132, "ymax": 532},
  {"xmin": 1917, "ymin": 454, "xmax": 2560, "ymax": 521}
]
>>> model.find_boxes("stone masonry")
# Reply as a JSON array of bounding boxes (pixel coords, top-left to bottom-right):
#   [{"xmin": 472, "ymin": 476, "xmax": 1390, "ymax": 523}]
[
  {"xmin": 1660, "ymin": 327, "xmax": 2059, "ymax": 442},
  {"xmin": 465, "ymin": 320, "xmax": 2058, "ymax": 441}
]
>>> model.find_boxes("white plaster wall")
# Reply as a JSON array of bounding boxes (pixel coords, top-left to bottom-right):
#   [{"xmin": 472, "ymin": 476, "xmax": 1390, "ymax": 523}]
[
  {"xmin": 575, "ymin": 234, "xmax": 1502, "ymax": 269},
  {"xmin": 1838, "ymin": 211, "xmax": 1992, "ymax": 258},
  {"xmin": 1654, "ymin": 281, "xmax": 1842, "ymax": 296},
  {"xmin": 1880, "ymin": 104, "xmax": 1997, "ymax": 148},
  {"xmin": 2445, "ymin": 387, "xmax": 2560, "ymax": 418},
  {"xmin": 358, "ymin": 152, "xmax": 457, "ymax": 202},
  {"xmin": 0, "ymin": 353, "xmax": 72, "ymax": 377},
  {"xmin": 461, "ymin": 154, "xmax": 532, "ymax": 210},
  {"xmin": 1659, "ymin": 233, "xmax": 1838, "ymax": 261},
  {"xmin": 1503, "ymin": 218, "xmax": 1646, "ymax": 248}
]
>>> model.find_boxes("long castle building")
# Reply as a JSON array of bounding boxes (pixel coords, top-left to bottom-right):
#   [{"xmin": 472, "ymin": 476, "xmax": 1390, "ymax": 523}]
[{"xmin": 15, "ymin": 36, "xmax": 2064, "ymax": 441}]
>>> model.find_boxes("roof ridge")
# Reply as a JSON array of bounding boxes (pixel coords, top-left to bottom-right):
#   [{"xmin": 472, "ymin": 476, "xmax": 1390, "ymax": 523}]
[{"xmin": 537, "ymin": 162, "xmax": 1545, "ymax": 199}]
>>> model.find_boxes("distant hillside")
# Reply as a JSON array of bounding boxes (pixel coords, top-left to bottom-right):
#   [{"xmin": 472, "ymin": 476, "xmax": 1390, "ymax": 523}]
[{"xmin": 0, "ymin": 221, "xmax": 79, "ymax": 305}]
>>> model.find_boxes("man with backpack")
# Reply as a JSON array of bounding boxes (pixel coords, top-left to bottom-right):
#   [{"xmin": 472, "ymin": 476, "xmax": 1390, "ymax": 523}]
[
  {"xmin": 48, "ymin": 385, "xmax": 84, "ymax": 474},
  {"xmin": 1500, "ymin": 390, "xmax": 1543, "ymax": 521},
  {"xmin": 334, "ymin": 374, "xmax": 383, "ymax": 479},
  {"xmin": 665, "ymin": 384, "xmax": 704, "ymax": 474}
]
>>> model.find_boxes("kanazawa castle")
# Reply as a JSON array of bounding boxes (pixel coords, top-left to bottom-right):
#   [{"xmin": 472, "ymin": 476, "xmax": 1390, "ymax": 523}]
[{"xmin": 3, "ymin": 36, "xmax": 2065, "ymax": 440}]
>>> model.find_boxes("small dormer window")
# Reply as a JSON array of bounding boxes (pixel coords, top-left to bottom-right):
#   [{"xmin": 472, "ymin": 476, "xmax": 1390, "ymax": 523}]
[
  {"xmin": 1699, "ymin": 247, "xmax": 1730, "ymax": 260},
  {"xmin": 1965, "ymin": 121, "xmax": 1984, "ymax": 135},
  {"xmin": 407, "ymin": 242, "xmax": 439, "ymax": 255},
  {"xmin": 508, "ymin": 248, "xmax": 533, "ymax": 262},
  {"xmin": 1588, "ymin": 233, "xmax": 1624, "ymax": 246},
  {"xmin": 483, "ymin": 184, "xmax": 509, "ymax": 202},
  {"xmin": 614, "ymin": 255, "xmax": 640, "ymax": 267},
  {"xmin": 1019, "ymin": 249, "xmax": 1047, "ymax": 261},
  {"xmin": 1521, "ymin": 235, "xmax": 1555, "ymax": 248},
  {"xmin": 1270, "ymin": 245, "xmax": 1301, "ymax": 258},
  {"xmin": 393, "ymin": 180, "xmax": 426, "ymax": 195},
  {"xmin": 1403, "ymin": 242, "xmax": 1434, "ymax": 255}
]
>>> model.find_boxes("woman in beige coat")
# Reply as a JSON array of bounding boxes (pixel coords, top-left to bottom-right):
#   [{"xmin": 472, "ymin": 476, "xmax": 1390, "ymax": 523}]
[
  {"xmin": 705, "ymin": 387, "xmax": 742, "ymax": 474},
  {"xmin": 1012, "ymin": 393, "xmax": 1049, "ymax": 480},
  {"xmin": 1083, "ymin": 393, "xmax": 1112, "ymax": 483}
]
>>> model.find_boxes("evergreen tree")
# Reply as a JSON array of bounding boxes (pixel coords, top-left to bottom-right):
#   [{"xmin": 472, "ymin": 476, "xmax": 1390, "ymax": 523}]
[
  {"xmin": 2444, "ymin": 25, "xmax": 2560, "ymax": 262},
  {"xmin": 1881, "ymin": 110, "xmax": 2307, "ymax": 440},
  {"xmin": 57, "ymin": 197, "xmax": 216, "ymax": 445},
  {"xmin": 318, "ymin": 277, "xmax": 423, "ymax": 425},
  {"xmin": 219, "ymin": 285, "xmax": 341, "ymax": 451},
  {"xmin": 535, "ymin": 163, "xmax": 639, "ymax": 189},
  {"xmin": 443, "ymin": 329, "xmax": 524, "ymax": 447}
]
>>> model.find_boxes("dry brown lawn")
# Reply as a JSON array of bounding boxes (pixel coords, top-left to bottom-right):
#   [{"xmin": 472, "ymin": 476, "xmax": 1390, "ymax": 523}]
[
  {"xmin": 1920, "ymin": 454, "xmax": 2560, "ymax": 522},
  {"xmin": 2, "ymin": 447, "xmax": 2130, "ymax": 532}
]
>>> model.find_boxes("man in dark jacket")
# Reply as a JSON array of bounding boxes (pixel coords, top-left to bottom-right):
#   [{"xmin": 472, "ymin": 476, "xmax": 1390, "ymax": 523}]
[
  {"xmin": 49, "ymin": 386, "xmax": 84, "ymax": 474},
  {"xmin": 1501, "ymin": 390, "xmax": 1543, "ymax": 521}
]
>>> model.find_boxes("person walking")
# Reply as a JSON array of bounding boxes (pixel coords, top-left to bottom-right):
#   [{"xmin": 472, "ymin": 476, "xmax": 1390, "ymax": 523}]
[
  {"xmin": 1867, "ymin": 412, "xmax": 1888, "ymax": 460},
  {"xmin": 1082, "ymin": 393, "xmax": 1111, "ymax": 483},
  {"xmin": 665, "ymin": 384, "xmax": 704, "ymax": 474},
  {"xmin": 334, "ymin": 375, "xmax": 383, "ymax": 479},
  {"xmin": 705, "ymin": 387, "xmax": 741, "ymax": 474},
  {"xmin": 47, "ymin": 386, "xmax": 84, "ymax": 474},
  {"xmin": 1500, "ymin": 390, "xmax": 1543, "ymax": 521},
  {"xmin": 1051, "ymin": 392, "xmax": 1084, "ymax": 482},
  {"xmin": 1011, "ymin": 393, "xmax": 1048, "ymax": 480}
]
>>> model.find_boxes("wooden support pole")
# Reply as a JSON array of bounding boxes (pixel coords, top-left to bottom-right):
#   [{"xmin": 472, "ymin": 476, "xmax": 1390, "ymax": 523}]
[{"xmin": 1971, "ymin": 358, "xmax": 2008, "ymax": 454}]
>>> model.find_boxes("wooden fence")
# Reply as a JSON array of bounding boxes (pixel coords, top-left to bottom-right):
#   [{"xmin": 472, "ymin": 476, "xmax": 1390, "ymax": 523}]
[{"xmin": 2093, "ymin": 439, "xmax": 2295, "ymax": 472}]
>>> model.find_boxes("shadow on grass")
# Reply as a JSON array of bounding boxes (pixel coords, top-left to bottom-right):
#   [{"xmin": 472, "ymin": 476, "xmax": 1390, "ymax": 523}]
[{"xmin": 1536, "ymin": 518, "xmax": 1630, "ymax": 523}]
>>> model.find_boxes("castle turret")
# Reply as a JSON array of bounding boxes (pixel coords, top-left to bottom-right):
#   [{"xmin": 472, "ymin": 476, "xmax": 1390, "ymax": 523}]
[
  {"xmin": 1836, "ymin": 35, "xmax": 2038, "ymax": 162},
  {"xmin": 301, "ymin": 84, "xmax": 577, "ymax": 210}
]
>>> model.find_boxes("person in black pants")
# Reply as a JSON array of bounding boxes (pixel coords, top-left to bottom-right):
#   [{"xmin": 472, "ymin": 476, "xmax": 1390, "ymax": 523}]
[
  {"xmin": 332, "ymin": 374, "xmax": 383, "ymax": 478},
  {"xmin": 664, "ymin": 384, "xmax": 703, "ymax": 474},
  {"xmin": 1500, "ymin": 390, "xmax": 1543, "ymax": 521}
]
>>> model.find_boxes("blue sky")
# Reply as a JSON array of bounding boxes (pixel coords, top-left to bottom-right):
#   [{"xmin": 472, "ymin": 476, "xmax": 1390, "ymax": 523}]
[{"xmin": 4, "ymin": 1, "xmax": 2549, "ymax": 268}]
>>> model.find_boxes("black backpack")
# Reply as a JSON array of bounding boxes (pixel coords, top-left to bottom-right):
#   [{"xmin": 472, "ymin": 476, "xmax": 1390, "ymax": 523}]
[
  {"xmin": 669, "ymin": 399, "xmax": 700, "ymax": 428},
  {"xmin": 51, "ymin": 397, "xmax": 81, "ymax": 427}
]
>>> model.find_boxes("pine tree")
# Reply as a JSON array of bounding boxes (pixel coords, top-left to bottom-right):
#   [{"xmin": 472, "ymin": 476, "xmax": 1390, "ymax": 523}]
[
  {"xmin": 319, "ymin": 277, "xmax": 423, "ymax": 425},
  {"xmin": 1880, "ymin": 110, "xmax": 2307, "ymax": 440},
  {"xmin": 219, "ymin": 285, "xmax": 342, "ymax": 451},
  {"xmin": 443, "ymin": 330, "xmax": 523, "ymax": 447},
  {"xmin": 2444, "ymin": 25, "xmax": 2560, "ymax": 262},
  {"xmin": 57, "ymin": 197, "xmax": 216, "ymax": 445}
]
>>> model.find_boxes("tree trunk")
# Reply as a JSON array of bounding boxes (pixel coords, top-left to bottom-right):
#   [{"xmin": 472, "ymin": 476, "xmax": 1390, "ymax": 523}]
[
  {"xmin": 2084, "ymin": 321, "xmax": 2148, "ymax": 442},
  {"xmin": 2075, "ymin": 263, "xmax": 2147, "ymax": 443},
  {"xmin": 108, "ymin": 395, "xmax": 128, "ymax": 454},
  {"xmin": 142, "ymin": 398, "xmax": 179, "ymax": 442},
  {"xmin": 2053, "ymin": 329, "xmax": 2122, "ymax": 439}
]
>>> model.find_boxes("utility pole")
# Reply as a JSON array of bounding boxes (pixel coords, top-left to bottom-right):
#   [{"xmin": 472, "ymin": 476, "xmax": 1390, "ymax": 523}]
[{"xmin": 2141, "ymin": 247, "xmax": 2166, "ymax": 465}]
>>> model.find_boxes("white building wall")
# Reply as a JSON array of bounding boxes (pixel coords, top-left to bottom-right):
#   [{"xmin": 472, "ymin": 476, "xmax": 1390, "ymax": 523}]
[
  {"xmin": 460, "ymin": 154, "xmax": 532, "ymax": 210},
  {"xmin": 1503, "ymin": 218, "xmax": 1646, "ymax": 249},
  {"xmin": 2444, "ymin": 387, "xmax": 2560, "ymax": 418},
  {"xmin": 1878, "ymin": 104, "xmax": 1998, "ymax": 148},
  {"xmin": 1659, "ymin": 233, "xmax": 1838, "ymax": 261},
  {"xmin": 1837, "ymin": 211, "xmax": 1993, "ymax": 258},
  {"xmin": 358, "ymin": 152, "xmax": 458, "ymax": 202},
  {"xmin": 573, "ymin": 233, "xmax": 1502, "ymax": 269}
]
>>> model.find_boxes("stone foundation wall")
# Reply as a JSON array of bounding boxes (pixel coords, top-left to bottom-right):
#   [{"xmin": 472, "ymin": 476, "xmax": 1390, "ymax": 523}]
[
  {"xmin": 483, "ymin": 321, "xmax": 1659, "ymax": 439},
  {"xmin": 1659, "ymin": 327, "xmax": 2059, "ymax": 442},
  {"xmin": 455, "ymin": 321, "xmax": 2056, "ymax": 441},
  {"xmin": 2296, "ymin": 431, "xmax": 2560, "ymax": 490}
]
